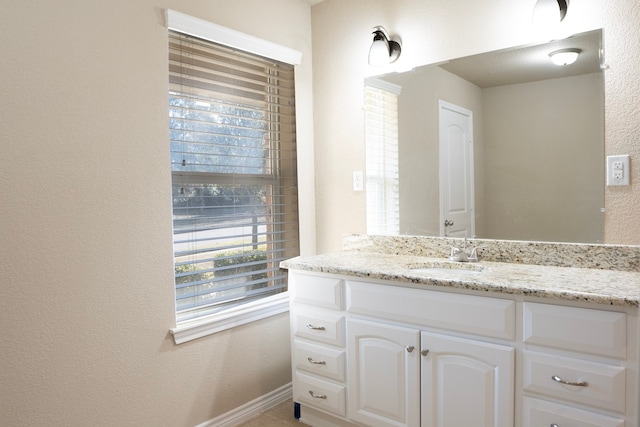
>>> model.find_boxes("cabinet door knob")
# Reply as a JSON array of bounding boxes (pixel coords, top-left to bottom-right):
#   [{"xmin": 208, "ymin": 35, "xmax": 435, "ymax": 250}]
[
  {"xmin": 307, "ymin": 357, "xmax": 326, "ymax": 365},
  {"xmin": 551, "ymin": 375, "xmax": 588, "ymax": 387},
  {"xmin": 551, "ymin": 424, "xmax": 558, "ymax": 427},
  {"xmin": 405, "ymin": 345, "xmax": 415, "ymax": 353},
  {"xmin": 306, "ymin": 323, "xmax": 325, "ymax": 331},
  {"xmin": 308, "ymin": 390, "xmax": 327, "ymax": 399},
  {"xmin": 421, "ymin": 349, "xmax": 430, "ymax": 356}
]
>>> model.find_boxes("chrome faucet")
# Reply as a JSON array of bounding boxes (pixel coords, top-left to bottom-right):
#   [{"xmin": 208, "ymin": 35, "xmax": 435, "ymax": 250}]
[{"xmin": 449, "ymin": 238, "xmax": 486, "ymax": 262}]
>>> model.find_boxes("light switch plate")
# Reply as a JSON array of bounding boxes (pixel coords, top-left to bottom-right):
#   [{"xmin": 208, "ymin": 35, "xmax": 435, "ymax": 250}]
[
  {"xmin": 606, "ymin": 155, "xmax": 630, "ymax": 186},
  {"xmin": 353, "ymin": 170, "xmax": 364, "ymax": 191}
]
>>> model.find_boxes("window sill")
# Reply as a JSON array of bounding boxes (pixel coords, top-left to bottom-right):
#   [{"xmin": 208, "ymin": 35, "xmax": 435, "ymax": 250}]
[{"xmin": 169, "ymin": 292, "xmax": 290, "ymax": 344}]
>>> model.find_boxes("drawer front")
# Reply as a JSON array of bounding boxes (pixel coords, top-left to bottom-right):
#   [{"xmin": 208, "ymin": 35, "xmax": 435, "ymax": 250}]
[
  {"xmin": 346, "ymin": 280, "xmax": 515, "ymax": 340},
  {"xmin": 294, "ymin": 372, "xmax": 346, "ymax": 417},
  {"xmin": 523, "ymin": 302, "xmax": 626, "ymax": 358},
  {"xmin": 291, "ymin": 272, "xmax": 344, "ymax": 310},
  {"xmin": 293, "ymin": 309, "xmax": 345, "ymax": 347},
  {"xmin": 522, "ymin": 351, "xmax": 626, "ymax": 413},
  {"xmin": 293, "ymin": 339, "xmax": 346, "ymax": 382},
  {"xmin": 523, "ymin": 397, "xmax": 624, "ymax": 427}
]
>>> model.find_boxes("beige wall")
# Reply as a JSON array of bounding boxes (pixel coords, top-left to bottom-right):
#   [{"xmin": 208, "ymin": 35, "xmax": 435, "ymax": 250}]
[
  {"xmin": 0, "ymin": 1, "xmax": 315, "ymax": 426},
  {"xmin": 312, "ymin": 0, "xmax": 640, "ymax": 252},
  {"xmin": 484, "ymin": 73, "xmax": 604, "ymax": 243}
]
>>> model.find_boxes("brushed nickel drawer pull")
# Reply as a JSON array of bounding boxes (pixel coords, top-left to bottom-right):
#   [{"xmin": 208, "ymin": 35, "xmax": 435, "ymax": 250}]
[
  {"xmin": 309, "ymin": 390, "xmax": 327, "ymax": 399},
  {"xmin": 551, "ymin": 375, "xmax": 588, "ymax": 387},
  {"xmin": 551, "ymin": 424, "xmax": 558, "ymax": 427},
  {"xmin": 306, "ymin": 323, "xmax": 325, "ymax": 331},
  {"xmin": 307, "ymin": 357, "xmax": 326, "ymax": 365}
]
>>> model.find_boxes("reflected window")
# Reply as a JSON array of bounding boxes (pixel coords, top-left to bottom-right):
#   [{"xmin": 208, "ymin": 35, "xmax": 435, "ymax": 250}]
[{"xmin": 364, "ymin": 80, "xmax": 400, "ymax": 235}]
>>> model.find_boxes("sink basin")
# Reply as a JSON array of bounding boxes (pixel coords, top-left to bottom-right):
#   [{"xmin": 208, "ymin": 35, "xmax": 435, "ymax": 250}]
[{"xmin": 407, "ymin": 261, "xmax": 487, "ymax": 275}]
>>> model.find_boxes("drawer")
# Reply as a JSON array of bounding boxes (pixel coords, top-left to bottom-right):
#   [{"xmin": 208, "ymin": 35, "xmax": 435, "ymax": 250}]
[
  {"xmin": 293, "ymin": 339, "xmax": 346, "ymax": 382},
  {"xmin": 291, "ymin": 272, "xmax": 344, "ymax": 310},
  {"xmin": 523, "ymin": 397, "xmax": 624, "ymax": 427},
  {"xmin": 346, "ymin": 280, "xmax": 515, "ymax": 340},
  {"xmin": 293, "ymin": 372, "xmax": 346, "ymax": 417},
  {"xmin": 522, "ymin": 350, "xmax": 626, "ymax": 413},
  {"xmin": 293, "ymin": 309, "xmax": 345, "ymax": 347},
  {"xmin": 523, "ymin": 302, "xmax": 626, "ymax": 359}
]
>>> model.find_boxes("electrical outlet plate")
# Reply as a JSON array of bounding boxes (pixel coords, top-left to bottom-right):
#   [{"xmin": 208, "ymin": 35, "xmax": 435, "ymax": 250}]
[{"xmin": 606, "ymin": 155, "xmax": 630, "ymax": 186}]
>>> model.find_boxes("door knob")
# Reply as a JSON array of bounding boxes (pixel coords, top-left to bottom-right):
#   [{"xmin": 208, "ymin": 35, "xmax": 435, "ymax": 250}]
[{"xmin": 444, "ymin": 219, "xmax": 454, "ymax": 227}]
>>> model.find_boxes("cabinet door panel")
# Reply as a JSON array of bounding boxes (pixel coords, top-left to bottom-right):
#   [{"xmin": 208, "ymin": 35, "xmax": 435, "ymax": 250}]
[
  {"xmin": 421, "ymin": 332, "xmax": 514, "ymax": 427},
  {"xmin": 347, "ymin": 318, "xmax": 420, "ymax": 427}
]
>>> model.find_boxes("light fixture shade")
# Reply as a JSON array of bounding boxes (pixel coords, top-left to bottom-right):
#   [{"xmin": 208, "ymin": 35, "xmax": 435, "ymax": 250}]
[
  {"xmin": 368, "ymin": 27, "xmax": 401, "ymax": 66},
  {"xmin": 532, "ymin": 0, "xmax": 569, "ymax": 26},
  {"xmin": 549, "ymin": 48, "xmax": 581, "ymax": 65}
]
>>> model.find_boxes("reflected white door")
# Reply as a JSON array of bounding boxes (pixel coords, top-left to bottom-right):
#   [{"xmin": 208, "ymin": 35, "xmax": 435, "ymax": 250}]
[{"xmin": 439, "ymin": 100, "xmax": 474, "ymax": 237}]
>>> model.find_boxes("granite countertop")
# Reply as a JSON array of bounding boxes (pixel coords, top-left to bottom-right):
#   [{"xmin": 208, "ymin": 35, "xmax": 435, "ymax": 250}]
[{"xmin": 281, "ymin": 250, "xmax": 640, "ymax": 307}]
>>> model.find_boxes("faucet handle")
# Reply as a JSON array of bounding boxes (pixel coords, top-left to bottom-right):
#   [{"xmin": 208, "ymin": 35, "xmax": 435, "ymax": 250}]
[
  {"xmin": 467, "ymin": 245, "xmax": 487, "ymax": 262},
  {"xmin": 449, "ymin": 246, "xmax": 468, "ymax": 262}
]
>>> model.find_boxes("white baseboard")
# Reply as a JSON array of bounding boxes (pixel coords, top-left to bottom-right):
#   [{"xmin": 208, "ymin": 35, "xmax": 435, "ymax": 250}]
[{"xmin": 195, "ymin": 382, "xmax": 293, "ymax": 427}]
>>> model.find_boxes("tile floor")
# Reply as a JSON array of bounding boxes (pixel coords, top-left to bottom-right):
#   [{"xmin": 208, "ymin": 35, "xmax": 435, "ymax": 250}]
[{"xmin": 237, "ymin": 399, "xmax": 300, "ymax": 426}]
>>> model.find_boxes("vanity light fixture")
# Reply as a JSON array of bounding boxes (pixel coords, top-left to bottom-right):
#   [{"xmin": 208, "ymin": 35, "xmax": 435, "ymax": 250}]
[
  {"xmin": 549, "ymin": 48, "xmax": 581, "ymax": 65},
  {"xmin": 368, "ymin": 26, "xmax": 401, "ymax": 66},
  {"xmin": 532, "ymin": 0, "xmax": 569, "ymax": 25}
]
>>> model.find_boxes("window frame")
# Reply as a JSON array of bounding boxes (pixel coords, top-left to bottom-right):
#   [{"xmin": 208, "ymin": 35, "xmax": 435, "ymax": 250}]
[{"xmin": 166, "ymin": 10, "xmax": 302, "ymax": 344}]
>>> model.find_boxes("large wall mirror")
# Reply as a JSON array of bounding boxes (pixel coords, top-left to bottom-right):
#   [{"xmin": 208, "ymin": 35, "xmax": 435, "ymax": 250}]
[{"xmin": 367, "ymin": 29, "xmax": 604, "ymax": 244}]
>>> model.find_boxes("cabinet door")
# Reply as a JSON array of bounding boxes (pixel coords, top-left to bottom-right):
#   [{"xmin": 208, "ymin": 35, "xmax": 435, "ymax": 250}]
[
  {"xmin": 347, "ymin": 318, "xmax": 420, "ymax": 427},
  {"xmin": 421, "ymin": 331, "xmax": 514, "ymax": 427}
]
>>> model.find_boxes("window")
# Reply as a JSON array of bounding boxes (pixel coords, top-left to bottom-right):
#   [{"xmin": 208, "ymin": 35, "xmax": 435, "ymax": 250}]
[
  {"xmin": 166, "ymin": 11, "xmax": 300, "ymax": 341},
  {"xmin": 364, "ymin": 79, "xmax": 401, "ymax": 235}
]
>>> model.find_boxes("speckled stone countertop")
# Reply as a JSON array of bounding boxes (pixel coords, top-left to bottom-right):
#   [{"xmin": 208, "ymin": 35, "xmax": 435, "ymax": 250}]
[{"xmin": 281, "ymin": 235, "xmax": 640, "ymax": 307}]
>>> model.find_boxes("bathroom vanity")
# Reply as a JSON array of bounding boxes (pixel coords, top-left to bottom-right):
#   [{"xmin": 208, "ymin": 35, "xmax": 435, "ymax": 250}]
[{"xmin": 282, "ymin": 235, "xmax": 640, "ymax": 427}]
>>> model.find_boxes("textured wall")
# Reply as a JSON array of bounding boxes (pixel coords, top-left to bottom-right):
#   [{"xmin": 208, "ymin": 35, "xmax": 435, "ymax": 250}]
[
  {"xmin": 0, "ymin": 1, "xmax": 314, "ymax": 426},
  {"xmin": 312, "ymin": 0, "xmax": 640, "ymax": 252}
]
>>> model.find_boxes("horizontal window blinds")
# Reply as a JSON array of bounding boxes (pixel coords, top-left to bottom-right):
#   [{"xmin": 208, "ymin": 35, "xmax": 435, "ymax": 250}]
[
  {"xmin": 169, "ymin": 31, "xmax": 299, "ymax": 322},
  {"xmin": 364, "ymin": 84, "xmax": 400, "ymax": 235}
]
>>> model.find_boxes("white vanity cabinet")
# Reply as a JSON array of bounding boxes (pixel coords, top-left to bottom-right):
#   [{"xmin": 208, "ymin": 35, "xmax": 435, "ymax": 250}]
[{"xmin": 288, "ymin": 269, "xmax": 639, "ymax": 427}]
